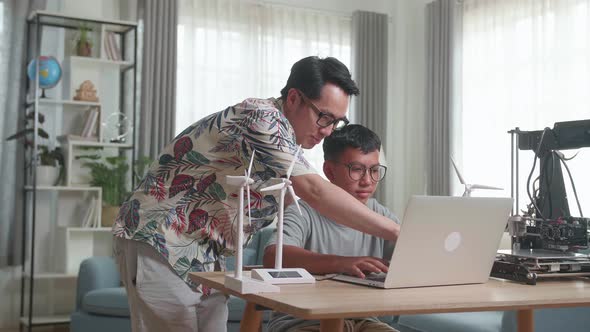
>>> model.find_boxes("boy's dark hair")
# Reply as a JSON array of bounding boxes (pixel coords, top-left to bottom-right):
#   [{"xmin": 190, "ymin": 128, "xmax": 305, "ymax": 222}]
[
  {"xmin": 280, "ymin": 56, "xmax": 360, "ymax": 100},
  {"xmin": 323, "ymin": 124, "xmax": 381, "ymax": 161}
]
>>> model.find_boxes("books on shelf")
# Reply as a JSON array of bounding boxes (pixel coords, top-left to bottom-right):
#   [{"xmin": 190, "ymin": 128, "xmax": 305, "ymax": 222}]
[
  {"xmin": 57, "ymin": 134, "xmax": 98, "ymax": 143},
  {"xmin": 80, "ymin": 107, "xmax": 99, "ymax": 138},
  {"xmin": 81, "ymin": 196, "xmax": 98, "ymax": 228},
  {"xmin": 103, "ymin": 31, "xmax": 122, "ymax": 61}
]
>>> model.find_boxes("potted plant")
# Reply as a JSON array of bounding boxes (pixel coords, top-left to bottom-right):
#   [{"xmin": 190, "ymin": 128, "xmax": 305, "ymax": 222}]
[
  {"xmin": 74, "ymin": 23, "xmax": 93, "ymax": 57},
  {"xmin": 36, "ymin": 146, "xmax": 64, "ymax": 186},
  {"xmin": 7, "ymin": 112, "xmax": 64, "ymax": 186},
  {"xmin": 78, "ymin": 154, "xmax": 152, "ymax": 227}
]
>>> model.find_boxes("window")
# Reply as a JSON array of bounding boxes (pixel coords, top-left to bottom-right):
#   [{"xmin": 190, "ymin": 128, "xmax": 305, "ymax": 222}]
[
  {"xmin": 459, "ymin": 0, "xmax": 590, "ymax": 217},
  {"xmin": 0, "ymin": 2, "xmax": 4, "ymax": 33},
  {"xmin": 176, "ymin": 0, "xmax": 351, "ymax": 172}
]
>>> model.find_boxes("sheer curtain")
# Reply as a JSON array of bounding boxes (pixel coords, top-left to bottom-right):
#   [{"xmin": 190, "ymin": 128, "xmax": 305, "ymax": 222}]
[
  {"xmin": 459, "ymin": 0, "xmax": 590, "ymax": 216},
  {"xmin": 352, "ymin": 10, "xmax": 389, "ymax": 202},
  {"xmin": 176, "ymin": 0, "xmax": 352, "ymax": 171},
  {"xmin": 0, "ymin": 0, "xmax": 45, "ymax": 267},
  {"xmin": 137, "ymin": 0, "xmax": 177, "ymax": 160},
  {"xmin": 425, "ymin": 0, "xmax": 461, "ymax": 196}
]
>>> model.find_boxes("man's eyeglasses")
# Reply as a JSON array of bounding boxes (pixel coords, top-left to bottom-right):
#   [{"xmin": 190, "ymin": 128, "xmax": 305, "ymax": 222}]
[
  {"xmin": 335, "ymin": 162, "xmax": 387, "ymax": 182},
  {"xmin": 297, "ymin": 90, "xmax": 349, "ymax": 130}
]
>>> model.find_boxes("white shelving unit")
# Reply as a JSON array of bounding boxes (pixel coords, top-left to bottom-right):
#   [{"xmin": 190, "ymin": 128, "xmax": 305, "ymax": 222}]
[
  {"xmin": 69, "ymin": 55, "xmax": 134, "ymax": 69},
  {"xmin": 24, "ymin": 272, "xmax": 78, "ymax": 279},
  {"xmin": 20, "ymin": 11, "xmax": 137, "ymax": 330},
  {"xmin": 60, "ymin": 227, "xmax": 114, "ymax": 274},
  {"xmin": 59, "ymin": 136, "xmax": 133, "ymax": 187},
  {"xmin": 62, "ymin": 139, "xmax": 133, "ymax": 149},
  {"xmin": 31, "ymin": 98, "xmax": 101, "ymax": 107},
  {"xmin": 24, "ymin": 185, "xmax": 101, "ymax": 191},
  {"xmin": 20, "ymin": 315, "xmax": 70, "ymax": 327}
]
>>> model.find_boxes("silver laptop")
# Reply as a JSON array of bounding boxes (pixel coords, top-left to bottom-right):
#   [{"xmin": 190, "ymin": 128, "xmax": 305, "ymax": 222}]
[{"xmin": 333, "ymin": 195, "xmax": 513, "ymax": 288}]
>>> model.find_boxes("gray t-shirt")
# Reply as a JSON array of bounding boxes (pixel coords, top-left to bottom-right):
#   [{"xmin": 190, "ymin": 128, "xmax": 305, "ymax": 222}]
[{"xmin": 265, "ymin": 198, "xmax": 400, "ymax": 332}]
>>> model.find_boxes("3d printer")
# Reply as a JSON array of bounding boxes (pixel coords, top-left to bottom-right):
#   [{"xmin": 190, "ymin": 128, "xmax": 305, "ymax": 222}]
[{"xmin": 491, "ymin": 119, "xmax": 590, "ymax": 284}]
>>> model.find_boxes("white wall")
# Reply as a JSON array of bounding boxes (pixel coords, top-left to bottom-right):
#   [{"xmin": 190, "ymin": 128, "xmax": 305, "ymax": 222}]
[{"xmin": 0, "ymin": 0, "xmax": 430, "ymax": 328}]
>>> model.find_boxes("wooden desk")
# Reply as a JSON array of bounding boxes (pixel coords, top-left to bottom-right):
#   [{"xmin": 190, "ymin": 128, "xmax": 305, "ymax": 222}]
[{"xmin": 189, "ymin": 272, "xmax": 590, "ymax": 332}]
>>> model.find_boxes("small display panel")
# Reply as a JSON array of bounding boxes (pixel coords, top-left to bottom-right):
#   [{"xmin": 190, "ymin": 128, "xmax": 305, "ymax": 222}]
[{"xmin": 268, "ymin": 271, "xmax": 302, "ymax": 278}]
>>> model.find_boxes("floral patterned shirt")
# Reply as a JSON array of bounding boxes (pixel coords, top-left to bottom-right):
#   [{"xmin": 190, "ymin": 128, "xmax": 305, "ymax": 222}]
[{"xmin": 112, "ymin": 98, "xmax": 315, "ymax": 291}]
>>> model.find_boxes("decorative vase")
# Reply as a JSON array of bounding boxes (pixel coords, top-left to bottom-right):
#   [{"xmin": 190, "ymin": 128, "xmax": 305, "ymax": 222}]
[
  {"xmin": 101, "ymin": 205, "xmax": 120, "ymax": 228},
  {"xmin": 36, "ymin": 165, "xmax": 60, "ymax": 186},
  {"xmin": 76, "ymin": 41, "xmax": 92, "ymax": 57}
]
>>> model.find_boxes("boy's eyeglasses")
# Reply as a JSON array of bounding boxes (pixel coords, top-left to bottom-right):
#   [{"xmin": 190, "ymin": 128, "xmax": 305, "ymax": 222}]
[{"xmin": 334, "ymin": 162, "xmax": 387, "ymax": 182}]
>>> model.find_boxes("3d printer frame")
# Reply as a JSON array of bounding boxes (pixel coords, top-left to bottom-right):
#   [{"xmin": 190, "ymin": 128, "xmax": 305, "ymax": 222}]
[
  {"xmin": 507, "ymin": 119, "xmax": 590, "ymax": 251},
  {"xmin": 491, "ymin": 120, "xmax": 590, "ymax": 284}
]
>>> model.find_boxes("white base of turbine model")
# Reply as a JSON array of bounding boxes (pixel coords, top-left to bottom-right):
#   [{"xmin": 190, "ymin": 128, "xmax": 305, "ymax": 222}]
[
  {"xmin": 224, "ymin": 151, "xmax": 280, "ymax": 294},
  {"xmin": 251, "ymin": 146, "xmax": 316, "ymax": 285},
  {"xmin": 451, "ymin": 157, "xmax": 503, "ymax": 197},
  {"xmin": 224, "ymin": 269, "xmax": 279, "ymax": 294},
  {"xmin": 250, "ymin": 267, "xmax": 315, "ymax": 284}
]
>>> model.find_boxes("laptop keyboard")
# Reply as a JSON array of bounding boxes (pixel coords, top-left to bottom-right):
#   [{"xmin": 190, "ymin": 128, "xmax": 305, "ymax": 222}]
[{"xmin": 365, "ymin": 272, "xmax": 387, "ymax": 282}]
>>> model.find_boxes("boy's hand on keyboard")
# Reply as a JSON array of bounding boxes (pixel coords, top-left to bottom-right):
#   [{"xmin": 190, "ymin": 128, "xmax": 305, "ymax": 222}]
[{"xmin": 334, "ymin": 256, "xmax": 389, "ymax": 279}]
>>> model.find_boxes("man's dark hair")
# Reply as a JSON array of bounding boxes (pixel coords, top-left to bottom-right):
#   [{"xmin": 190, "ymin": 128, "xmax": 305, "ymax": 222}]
[
  {"xmin": 323, "ymin": 124, "xmax": 381, "ymax": 161},
  {"xmin": 280, "ymin": 56, "xmax": 360, "ymax": 100}
]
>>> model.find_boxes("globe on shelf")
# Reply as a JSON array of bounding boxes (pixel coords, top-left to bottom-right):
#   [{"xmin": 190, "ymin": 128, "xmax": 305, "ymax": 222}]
[{"xmin": 27, "ymin": 56, "xmax": 62, "ymax": 98}]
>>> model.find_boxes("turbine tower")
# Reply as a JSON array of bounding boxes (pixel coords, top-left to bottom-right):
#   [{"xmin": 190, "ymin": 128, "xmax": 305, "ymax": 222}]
[
  {"xmin": 224, "ymin": 150, "xmax": 279, "ymax": 293},
  {"xmin": 251, "ymin": 146, "xmax": 315, "ymax": 284}
]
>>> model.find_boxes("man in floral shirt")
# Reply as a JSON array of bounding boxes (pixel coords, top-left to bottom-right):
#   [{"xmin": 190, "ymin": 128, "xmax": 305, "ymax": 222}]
[{"xmin": 112, "ymin": 56, "xmax": 401, "ymax": 331}]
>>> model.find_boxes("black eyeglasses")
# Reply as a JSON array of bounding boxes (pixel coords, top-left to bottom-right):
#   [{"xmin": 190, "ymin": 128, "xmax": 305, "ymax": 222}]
[
  {"xmin": 297, "ymin": 90, "xmax": 349, "ymax": 130},
  {"xmin": 335, "ymin": 162, "xmax": 387, "ymax": 182}
]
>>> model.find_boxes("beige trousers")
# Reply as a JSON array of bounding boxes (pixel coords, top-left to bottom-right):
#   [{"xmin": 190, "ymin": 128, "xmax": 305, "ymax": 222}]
[{"xmin": 113, "ymin": 237, "xmax": 229, "ymax": 332}]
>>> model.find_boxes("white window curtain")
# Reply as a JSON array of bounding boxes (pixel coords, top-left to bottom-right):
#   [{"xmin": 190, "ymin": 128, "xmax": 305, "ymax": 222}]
[
  {"xmin": 459, "ymin": 0, "xmax": 590, "ymax": 216},
  {"xmin": 176, "ymin": 0, "xmax": 352, "ymax": 171}
]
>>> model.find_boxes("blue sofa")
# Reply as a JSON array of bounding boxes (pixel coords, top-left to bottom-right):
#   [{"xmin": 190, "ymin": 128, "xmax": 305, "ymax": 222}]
[
  {"xmin": 69, "ymin": 229, "xmax": 277, "ymax": 332},
  {"xmin": 70, "ymin": 256, "xmax": 131, "ymax": 332},
  {"xmin": 398, "ymin": 306, "xmax": 590, "ymax": 332}
]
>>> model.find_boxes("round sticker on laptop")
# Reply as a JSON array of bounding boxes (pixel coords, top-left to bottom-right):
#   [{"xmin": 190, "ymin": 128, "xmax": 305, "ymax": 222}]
[{"xmin": 444, "ymin": 232, "xmax": 461, "ymax": 252}]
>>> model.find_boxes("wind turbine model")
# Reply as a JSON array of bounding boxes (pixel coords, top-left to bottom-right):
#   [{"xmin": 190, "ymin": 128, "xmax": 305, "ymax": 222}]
[
  {"xmin": 450, "ymin": 157, "xmax": 503, "ymax": 197},
  {"xmin": 251, "ymin": 146, "xmax": 316, "ymax": 284},
  {"xmin": 224, "ymin": 151, "xmax": 279, "ymax": 294}
]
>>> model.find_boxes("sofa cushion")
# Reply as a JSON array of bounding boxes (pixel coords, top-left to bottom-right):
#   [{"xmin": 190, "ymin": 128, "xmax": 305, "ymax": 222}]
[
  {"xmin": 82, "ymin": 287, "xmax": 130, "ymax": 317},
  {"xmin": 501, "ymin": 307, "xmax": 590, "ymax": 332},
  {"xmin": 226, "ymin": 227, "xmax": 276, "ymax": 269},
  {"xmin": 228, "ymin": 296, "xmax": 272, "ymax": 322},
  {"xmin": 71, "ymin": 311, "xmax": 131, "ymax": 332},
  {"xmin": 255, "ymin": 228, "xmax": 277, "ymax": 263},
  {"xmin": 399, "ymin": 311, "xmax": 504, "ymax": 332}
]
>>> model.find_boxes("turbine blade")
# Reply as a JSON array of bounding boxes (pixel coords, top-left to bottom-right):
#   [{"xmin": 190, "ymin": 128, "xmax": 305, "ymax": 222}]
[
  {"xmin": 226, "ymin": 175, "xmax": 246, "ymax": 186},
  {"xmin": 260, "ymin": 182, "xmax": 285, "ymax": 192},
  {"xmin": 286, "ymin": 145, "xmax": 301, "ymax": 179},
  {"xmin": 287, "ymin": 185, "xmax": 302, "ymax": 215},
  {"xmin": 247, "ymin": 150, "xmax": 256, "ymax": 178},
  {"xmin": 471, "ymin": 184, "xmax": 503, "ymax": 190},
  {"xmin": 450, "ymin": 157, "xmax": 466, "ymax": 185},
  {"xmin": 246, "ymin": 183, "xmax": 252, "ymax": 225}
]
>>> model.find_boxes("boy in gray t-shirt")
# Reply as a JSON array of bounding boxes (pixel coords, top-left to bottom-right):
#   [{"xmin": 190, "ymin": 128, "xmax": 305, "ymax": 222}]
[{"xmin": 263, "ymin": 125, "xmax": 401, "ymax": 332}]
